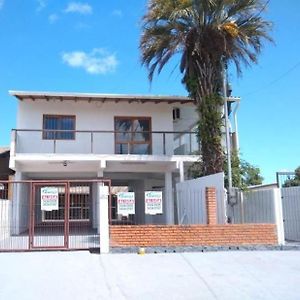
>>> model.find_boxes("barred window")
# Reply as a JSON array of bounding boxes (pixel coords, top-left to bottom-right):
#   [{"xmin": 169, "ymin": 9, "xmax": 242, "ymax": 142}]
[{"xmin": 43, "ymin": 115, "xmax": 75, "ymax": 140}]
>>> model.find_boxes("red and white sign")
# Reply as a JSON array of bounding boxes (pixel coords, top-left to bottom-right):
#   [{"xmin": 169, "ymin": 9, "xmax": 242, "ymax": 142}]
[
  {"xmin": 41, "ymin": 187, "xmax": 59, "ymax": 211},
  {"xmin": 117, "ymin": 192, "xmax": 135, "ymax": 216},
  {"xmin": 145, "ymin": 191, "xmax": 163, "ymax": 215}
]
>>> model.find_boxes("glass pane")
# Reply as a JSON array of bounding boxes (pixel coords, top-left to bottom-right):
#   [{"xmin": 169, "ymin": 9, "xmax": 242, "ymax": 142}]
[
  {"xmin": 59, "ymin": 117, "xmax": 75, "ymax": 139},
  {"xmin": 115, "ymin": 119, "xmax": 132, "ymax": 142},
  {"xmin": 132, "ymin": 119, "xmax": 150, "ymax": 141},
  {"xmin": 44, "ymin": 116, "xmax": 58, "ymax": 139},
  {"xmin": 116, "ymin": 143, "xmax": 129, "ymax": 154},
  {"xmin": 82, "ymin": 208, "xmax": 89, "ymax": 219},
  {"xmin": 70, "ymin": 208, "xmax": 81, "ymax": 220},
  {"xmin": 43, "ymin": 116, "xmax": 75, "ymax": 140},
  {"xmin": 131, "ymin": 144, "xmax": 150, "ymax": 154},
  {"xmin": 116, "ymin": 132, "xmax": 131, "ymax": 142}
]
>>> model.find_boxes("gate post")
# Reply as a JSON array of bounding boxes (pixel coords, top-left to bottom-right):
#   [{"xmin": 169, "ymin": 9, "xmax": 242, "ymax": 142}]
[
  {"xmin": 273, "ymin": 188, "xmax": 285, "ymax": 245},
  {"xmin": 99, "ymin": 184, "xmax": 109, "ymax": 254}
]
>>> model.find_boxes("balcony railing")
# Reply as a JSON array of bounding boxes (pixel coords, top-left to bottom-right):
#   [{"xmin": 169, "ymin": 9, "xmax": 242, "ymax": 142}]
[{"xmin": 11, "ymin": 129, "xmax": 200, "ymax": 156}]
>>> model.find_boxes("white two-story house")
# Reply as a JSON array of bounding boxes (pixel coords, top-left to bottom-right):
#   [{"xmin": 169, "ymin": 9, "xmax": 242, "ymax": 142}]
[
  {"xmin": 2, "ymin": 90, "xmax": 240, "ymax": 251},
  {"xmin": 7, "ymin": 91, "xmax": 201, "ymax": 245}
]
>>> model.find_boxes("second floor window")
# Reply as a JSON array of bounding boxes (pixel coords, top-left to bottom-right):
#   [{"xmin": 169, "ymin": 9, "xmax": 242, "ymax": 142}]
[
  {"xmin": 43, "ymin": 115, "xmax": 76, "ymax": 140},
  {"xmin": 115, "ymin": 117, "xmax": 152, "ymax": 154}
]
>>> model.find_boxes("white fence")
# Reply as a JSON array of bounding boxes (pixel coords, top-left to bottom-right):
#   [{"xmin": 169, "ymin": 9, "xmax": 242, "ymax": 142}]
[
  {"xmin": 176, "ymin": 172, "xmax": 226, "ymax": 225},
  {"xmin": 0, "ymin": 199, "xmax": 11, "ymax": 241},
  {"xmin": 281, "ymin": 187, "xmax": 300, "ymax": 242},
  {"xmin": 230, "ymin": 189, "xmax": 276, "ymax": 224}
]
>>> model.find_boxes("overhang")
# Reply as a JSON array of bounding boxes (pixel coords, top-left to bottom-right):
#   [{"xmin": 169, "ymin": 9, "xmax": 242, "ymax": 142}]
[{"xmin": 9, "ymin": 90, "xmax": 195, "ymax": 105}]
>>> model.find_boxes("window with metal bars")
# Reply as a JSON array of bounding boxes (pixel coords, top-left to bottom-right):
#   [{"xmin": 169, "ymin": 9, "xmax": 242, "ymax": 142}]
[{"xmin": 43, "ymin": 115, "xmax": 76, "ymax": 140}]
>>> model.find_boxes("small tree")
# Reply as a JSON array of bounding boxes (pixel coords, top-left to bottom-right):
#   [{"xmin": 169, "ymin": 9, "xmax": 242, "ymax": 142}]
[
  {"xmin": 283, "ymin": 166, "xmax": 300, "ymax": 187},
  {"xmin": 189, "ymin": 151, "xmax": 263, "ymax": 189}
]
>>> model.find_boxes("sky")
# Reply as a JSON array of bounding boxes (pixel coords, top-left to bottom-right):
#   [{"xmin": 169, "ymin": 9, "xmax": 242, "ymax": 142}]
[{"xmin": 0, "ymin": 0, "xmax": 299, "ymax": 184}]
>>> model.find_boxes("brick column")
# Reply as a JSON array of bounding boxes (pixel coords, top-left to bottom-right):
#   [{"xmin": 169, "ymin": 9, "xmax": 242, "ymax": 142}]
[{"xmin": 206, "ymin": 187, "xmax": 217, "ymax": 225}]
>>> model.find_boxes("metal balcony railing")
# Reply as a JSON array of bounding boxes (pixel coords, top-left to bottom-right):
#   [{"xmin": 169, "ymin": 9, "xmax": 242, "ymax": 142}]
[{"xmin": 11, "ymin": 129, "xmax": 200, "ymax": 156}]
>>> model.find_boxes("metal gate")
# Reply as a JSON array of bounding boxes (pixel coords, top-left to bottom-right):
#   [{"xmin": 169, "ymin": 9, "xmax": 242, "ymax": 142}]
[
  {"xmin": 0, "ymin": 179, "xmax": 111, "ymax": 252},
  {"xmin": 281, "ymin": 186, "xmax": 300, "ymax": 242}
]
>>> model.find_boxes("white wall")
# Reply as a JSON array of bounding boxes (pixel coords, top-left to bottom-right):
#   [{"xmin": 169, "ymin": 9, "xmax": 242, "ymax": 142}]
[
  {"xmin": 173, "ymin": 106, "xmax": 198, "ymax": 132},
  {"xmin": 16, "ymin": 100, "xmax": 178, "ymax": 155},
  {"xmin": 173, "ymin": 106, "xmax": 199, "ymax": 154}
]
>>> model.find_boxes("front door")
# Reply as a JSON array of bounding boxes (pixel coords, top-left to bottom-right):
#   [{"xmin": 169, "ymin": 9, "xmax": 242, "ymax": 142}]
[{"xmin": 30, "ymin": 183, "xmax": 69, "ymax": 249}]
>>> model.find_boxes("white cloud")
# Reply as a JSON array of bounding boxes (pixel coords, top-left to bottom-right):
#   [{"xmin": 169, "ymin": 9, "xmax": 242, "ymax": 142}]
[
  {"xmin": 0, "ymin": 0, "xmax": 4, "ymax": 10},
  {"xmin": 48, "ymin": 14, "xmax": 59, "ymax": 24},
  {"xmin": 36, "ymin": 0, "xmax": 46, "ymax": 12},
  {"xmin": 112, "ymin": 9, "xmax": 123, "ymax": 17},
  {"xmin": 64, "ymin": 2, "xmax": 92, "ymax": 15},
  {"xmin": 62, "ymin": 48, "xmax": 118, "ymax": 75}
]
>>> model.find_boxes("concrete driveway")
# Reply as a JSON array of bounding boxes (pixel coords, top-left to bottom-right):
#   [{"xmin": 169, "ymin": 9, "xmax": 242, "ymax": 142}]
[{"xmin": 0, "ymin": 251, "xmax": 299, "ymax": 300}]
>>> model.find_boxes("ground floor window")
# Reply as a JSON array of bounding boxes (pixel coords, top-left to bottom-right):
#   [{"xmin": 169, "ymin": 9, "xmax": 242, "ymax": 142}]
[{"xmin": 43, "ymin": 185, "xmax": 90, "ymax": 222}]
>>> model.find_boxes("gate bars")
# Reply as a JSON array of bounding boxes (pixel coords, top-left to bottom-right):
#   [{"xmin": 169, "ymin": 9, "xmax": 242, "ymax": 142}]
[{"xmin": 0, "ymin": 179, "xmax": 111, "ymax": 252}]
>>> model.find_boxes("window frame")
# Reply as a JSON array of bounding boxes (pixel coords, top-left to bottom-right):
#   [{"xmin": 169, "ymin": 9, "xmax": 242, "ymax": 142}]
[
  {"xmin": 42, "ymin": 114, "xmax": 76, "ymax": 140},
  {"xmin": 114, "ymin": 116, "xmax": 152, "ymax": 155}
]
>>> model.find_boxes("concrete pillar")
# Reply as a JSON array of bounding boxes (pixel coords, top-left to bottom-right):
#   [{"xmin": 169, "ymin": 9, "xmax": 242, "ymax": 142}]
[
  {"xmin": 11, "ymin": 172, "xmax": 22, "ymax": 235},
  {"xmin": 273, "ymin": 188, "xmax": 285, "ymax": 245},
  {"xmin": 206, "ymin": 187, "xmax": 217, "ymax": 225},
  {"xmin": 179, "ymin": 161, "xmax": 185, "ymax": 183},
  {"xmin": 165, "ymin": 172, "xmax": 174, "ymax": 224},
  {"xmin": 99, "ymin": 185, "xmax": 110, "ymax": 254}
]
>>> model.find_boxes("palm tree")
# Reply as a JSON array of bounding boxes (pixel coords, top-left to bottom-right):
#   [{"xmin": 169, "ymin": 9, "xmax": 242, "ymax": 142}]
[{"xmin": 140, "ymin": 0, "xmax": 272, "ymax": 176}]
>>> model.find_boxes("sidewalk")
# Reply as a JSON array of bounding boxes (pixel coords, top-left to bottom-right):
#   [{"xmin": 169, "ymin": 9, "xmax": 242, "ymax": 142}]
[{"xmin": 0, "ymin": 250, "xmax": 299, "ymax": 300}]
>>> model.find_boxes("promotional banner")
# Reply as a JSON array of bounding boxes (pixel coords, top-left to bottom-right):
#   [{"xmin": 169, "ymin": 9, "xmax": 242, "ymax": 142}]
[
  {"xmin": 145, "ymin": 191, "xmax": 163, "ymax": 215},
  {"xmin": 41, "ymin": 187, "xmax": 59, "ymax": 211},
  {"xmin": 117, "ymin": 192, "xmax": 135, "ymax": 216}
]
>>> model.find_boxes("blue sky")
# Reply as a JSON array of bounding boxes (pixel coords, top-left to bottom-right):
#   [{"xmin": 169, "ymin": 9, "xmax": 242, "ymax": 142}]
[{"xmin": 0, "ymin": 0, "xmax": 299, "ymax": 183}]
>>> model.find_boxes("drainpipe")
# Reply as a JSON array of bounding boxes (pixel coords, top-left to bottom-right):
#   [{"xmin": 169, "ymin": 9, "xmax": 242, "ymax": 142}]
[
  {"xmin": 222, "ymin": 62, "xmax": 232, "ymax": 200},
  {"xmin": 232, "ymin": 100, "xmax": 240, "ymax": 153}
]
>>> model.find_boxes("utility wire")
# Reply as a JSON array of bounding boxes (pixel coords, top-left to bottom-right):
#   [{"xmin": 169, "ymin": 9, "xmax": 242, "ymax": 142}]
[{"xmin": 244, "ymin": 60, "xmax": 300, "ymax": 96}]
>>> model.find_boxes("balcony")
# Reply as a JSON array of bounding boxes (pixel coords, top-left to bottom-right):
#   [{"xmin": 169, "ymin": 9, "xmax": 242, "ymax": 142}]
[{"xmin": 11, "ymin": 129, "xmax": 200, "ymax": 156}]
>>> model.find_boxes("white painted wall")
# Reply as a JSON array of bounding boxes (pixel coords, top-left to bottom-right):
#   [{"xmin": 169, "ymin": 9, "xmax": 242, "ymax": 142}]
[
  {"xmin": 176, "ymin": 172, "xmax": 226, "ymax": 224},
  {"xmin": 173, "ymin": 106, "xmax": 198, "ymax": 132},
  {"xmin": 16, "ymin": 100, "xmax": 181, "ymax": 155},
  {"xmin": 173, "ymin": 106, "xmax": 199, "ymax": 155}
]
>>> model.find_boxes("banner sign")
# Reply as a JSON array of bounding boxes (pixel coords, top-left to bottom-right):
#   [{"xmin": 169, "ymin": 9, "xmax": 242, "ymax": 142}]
[
  {"xmin": 145, "ymin": 191, "xmax": 163, "ymax": 215},
  {"xmin": 41, "ymin": 187, "xmax": 59, "ymax": 211},
  {"xmin": 117, "ymin": 192, "xmax": 135, "ymax": 216}
]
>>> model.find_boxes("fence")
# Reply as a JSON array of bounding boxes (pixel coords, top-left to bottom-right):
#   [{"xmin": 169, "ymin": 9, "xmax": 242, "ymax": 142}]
[
  {"xmin": 12, "ymin": 129, "xmax": 199, "ymax": 156},
  {"xmin": 228, "ymin": 188, "xmax": 286, "ymax": 244},
  {"xmin": 176, "ymin": 172, "xmax": 226, "ymax": 225},
  {"xmin": 281, "ymin": 186, "xmax": 300, "ymax": 241},
  {"xmin": 0, "ymin": 180, "xmax": 110, "ymax": 251}
]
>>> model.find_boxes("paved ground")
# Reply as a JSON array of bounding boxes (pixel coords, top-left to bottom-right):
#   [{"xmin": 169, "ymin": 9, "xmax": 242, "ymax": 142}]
[{"xmin": 0, "ymin": 250, "xmax": 300, "ymax": 300}]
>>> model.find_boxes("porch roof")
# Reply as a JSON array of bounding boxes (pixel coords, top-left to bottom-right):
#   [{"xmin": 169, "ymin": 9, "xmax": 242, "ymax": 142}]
[{"xmin": 9, "ymin": 90, "xmax": 195, "ymax": 105}]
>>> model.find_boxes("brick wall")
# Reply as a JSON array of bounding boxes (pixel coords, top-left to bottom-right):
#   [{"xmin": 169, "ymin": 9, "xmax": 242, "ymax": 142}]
[
  {"xmin": 206, "ymin": 187, "xmax": 217, "ymax": 225},
  {"xmin": 110, "ymin": 224, "xmax": 278, "ymax": 247}
]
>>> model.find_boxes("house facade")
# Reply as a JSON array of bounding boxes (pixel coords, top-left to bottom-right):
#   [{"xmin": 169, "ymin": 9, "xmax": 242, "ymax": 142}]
[
  {"xmin": 0, "ymin": 90, "xmax": 282, "ymax": 252},
  {"xmin": 6, "ymin": 91, "xmax": 203, "ymax": 249}
]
